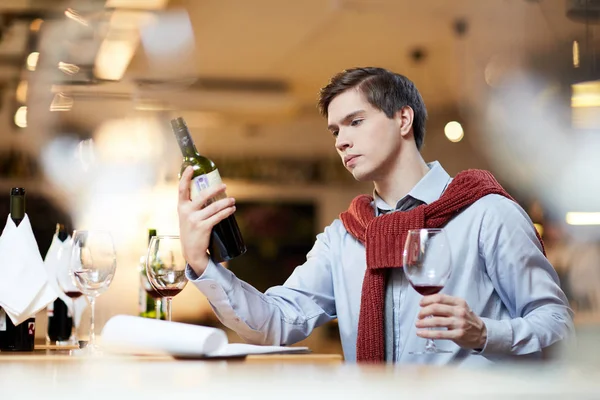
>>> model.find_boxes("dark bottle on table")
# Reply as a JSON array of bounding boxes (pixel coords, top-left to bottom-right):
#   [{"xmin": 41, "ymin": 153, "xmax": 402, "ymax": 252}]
[
  {"xmin": 171, "ymin": 117, "xmax": 246, "ymax": 263},
  {"xmin": 0, "ymin": 188, "xmax": 36, "ymax": 352},
  {"xmin": 139, "ymin": 228, "xmax": 165, "ymax": 319},
  {"xmin": 46, "ymin": 223, "xmax": 73, "ymax": 344}
]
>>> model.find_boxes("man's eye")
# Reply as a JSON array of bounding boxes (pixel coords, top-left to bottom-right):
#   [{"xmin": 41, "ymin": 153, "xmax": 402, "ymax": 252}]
[
  {"xmin": 332, "ymin": 130, "xmax": 339, "ymax": 137},
  {"xmin": 350, "ymin": 119, "xmax": 363, "ymax": 126}
]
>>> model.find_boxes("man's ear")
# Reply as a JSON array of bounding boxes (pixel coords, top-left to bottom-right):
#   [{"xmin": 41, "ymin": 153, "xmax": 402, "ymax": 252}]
[{"xmin": 395, "ymin": 106, "xmax": 414, "ymax": 138}]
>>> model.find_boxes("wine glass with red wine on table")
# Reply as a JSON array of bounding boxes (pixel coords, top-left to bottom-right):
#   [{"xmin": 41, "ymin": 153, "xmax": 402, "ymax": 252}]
[
  {"xmin": 56, "ymin": 245, "xmax": 84, "ymax": 347},
  {"xmin": 146, "ymin": 235, "xmax": 187, "ymax": 322},
  {"xmin": 403, "ymin": 228, "xmax": 452, "ymax": 355},
  {"xmin": 141, "ymin": 270, "xmax": 164, "ymax": 320}
]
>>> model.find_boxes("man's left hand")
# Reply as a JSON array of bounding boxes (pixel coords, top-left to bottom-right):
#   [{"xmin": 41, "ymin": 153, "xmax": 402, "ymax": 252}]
[{"xmin": 416, "ymin": 294, "xmax": 487, "ymax": 350}]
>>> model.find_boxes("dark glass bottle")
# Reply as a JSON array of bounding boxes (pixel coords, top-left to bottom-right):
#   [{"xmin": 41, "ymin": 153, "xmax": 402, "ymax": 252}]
[
  {"xmin": 0, "ymin": 188, "xmax": 36, "ymax": 352},
  {"xmin": 171, "ymin": 117, "xmax": 246, "ymax": 263},
  {"xmin": 139, "ymin": 229, "xmax": 165, "ymax": 319},
  {"xmin": 46, "ymin": 223, "xmax": 73, "ymax": 344}
]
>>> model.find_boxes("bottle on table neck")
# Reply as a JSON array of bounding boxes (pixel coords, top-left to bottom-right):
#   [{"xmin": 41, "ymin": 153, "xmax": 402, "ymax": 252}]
[
  {"xmin": 139, "ymin": 229, "xmax": 165, "ymax": 319},
  {"xmin": 46, "ymin": 223, "xmax": 74, "ymax": 345},
  {"xmin": 0, "ymin": 188, "xmax": 36, "ymax": 351},
  {"xmin": 171, "ymin": 117, "xmax": 246, "ymax": 263}
]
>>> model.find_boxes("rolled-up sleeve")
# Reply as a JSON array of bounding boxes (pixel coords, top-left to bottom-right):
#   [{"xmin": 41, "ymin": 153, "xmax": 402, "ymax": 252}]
[
  {"xmin": 478, "ymin": 196, "xmax": 575, "ymax": 356},
  {"xmin": 186, "ymin": 225, "xmax": 337, "ymax": 346}
]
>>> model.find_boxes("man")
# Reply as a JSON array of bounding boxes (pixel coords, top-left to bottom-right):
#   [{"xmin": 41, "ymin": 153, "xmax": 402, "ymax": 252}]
[{"xmin": 178, "ymin": 67, "xmax": 574, "ymax": 364}]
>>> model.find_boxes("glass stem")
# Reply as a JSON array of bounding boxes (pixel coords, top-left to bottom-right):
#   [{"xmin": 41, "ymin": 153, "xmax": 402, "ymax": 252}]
[
  {"xmin": 166, "ymin": 297, "xmax": 172, "ymax": 321},
  {"xmin": 424, "ymin": 315, "xmax": 436, "ymax": 353},
  {"xmin": 70, "ymin": 316, "xmax": 77, "ymax": 345},
  {"xmin": 88, "ymin": 296, "xmax": 96, "ymax": 347},
  {"xmin": 155, "ymin": 298, "xmax": 162, "ymax": 320}
]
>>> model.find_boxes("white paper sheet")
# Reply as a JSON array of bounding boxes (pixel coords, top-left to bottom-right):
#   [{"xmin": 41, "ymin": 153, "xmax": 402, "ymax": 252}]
[{"xmin": 101, "ymin": 315, "xmax": 310, "ymax": 358}]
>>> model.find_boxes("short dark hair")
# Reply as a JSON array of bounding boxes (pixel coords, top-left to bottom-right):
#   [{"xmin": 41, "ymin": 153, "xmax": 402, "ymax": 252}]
[{"xmin": 318, "ymin": 67, "xmax": 428, "ymax": 150}]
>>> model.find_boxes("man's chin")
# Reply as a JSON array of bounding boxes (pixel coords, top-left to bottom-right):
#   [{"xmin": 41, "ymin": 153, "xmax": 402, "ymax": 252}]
[{"xmin": 350, "ymin": 168, "xmax": 372, "ymax": 182}]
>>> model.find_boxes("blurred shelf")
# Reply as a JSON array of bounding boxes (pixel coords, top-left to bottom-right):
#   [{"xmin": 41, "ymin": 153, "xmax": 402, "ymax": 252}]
[
  {"xmin": 0, "ymin": 179, "xmax": 44, "ymax": 193},
  {"xmin": 574, "ymin": 311, "xmax": 600, "ymax": 326}
]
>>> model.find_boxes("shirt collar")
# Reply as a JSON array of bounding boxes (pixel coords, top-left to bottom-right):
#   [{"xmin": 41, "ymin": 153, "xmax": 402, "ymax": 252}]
[{"xmin": 373, "ymin": 161, "xmax": 452, "ymax": 212}]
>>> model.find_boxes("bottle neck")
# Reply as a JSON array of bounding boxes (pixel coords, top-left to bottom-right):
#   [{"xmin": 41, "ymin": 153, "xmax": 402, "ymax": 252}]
[
  {"xmin": 10, "ymin": 195, "xmax": 25, "ymax": 227},
  {"xmin": 148, "ymin": 229, "xmax": 157, "ymax": 245},
  {"xmin": 173, "ymin": 126, "xmax": 198, "ymax": 159},
  {"xmin": 56, "ymin": 224, "xmax": 68, "ymax": 242}
]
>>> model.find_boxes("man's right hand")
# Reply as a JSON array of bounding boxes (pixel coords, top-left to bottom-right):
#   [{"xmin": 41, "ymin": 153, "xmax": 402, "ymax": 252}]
[{"xmin": 177, "ymin": 166, "xmax": 237, "ymax": 276}]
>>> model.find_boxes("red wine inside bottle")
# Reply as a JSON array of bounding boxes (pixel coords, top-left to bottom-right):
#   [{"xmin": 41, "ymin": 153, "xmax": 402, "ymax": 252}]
[
  {"xmin": 47, "ymin": 223, "xmax": 74, "ymax": 344},
  {"xmin": 0, "ymin": 188, "xmax": 35, "ymax": 351},
  {"xmin": 171, "ymin": 117, "xmax": 246, "ymax": 263}
]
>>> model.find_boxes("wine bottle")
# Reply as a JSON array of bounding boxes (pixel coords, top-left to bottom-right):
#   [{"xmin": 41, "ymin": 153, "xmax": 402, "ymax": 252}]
[
  {"xmin": 171, "ymin": 117, "xmax": 246, "ymax": 263},
  {"xmin": 46, "ymin": 223, "xmax": 73, "ymax": 345},
  {"xmin": 139, "ymin": 229, "xmax": 165, "ymax": 319},
  {"xmin": 0, "ymin": 188, "xmax": 36, "ymax": 351}
]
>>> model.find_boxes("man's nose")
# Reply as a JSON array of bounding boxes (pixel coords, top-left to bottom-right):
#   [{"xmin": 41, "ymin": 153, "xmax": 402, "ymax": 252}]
[{"xmin": 335, "ymin": 131, "xmax": 352, "ymax": 151}]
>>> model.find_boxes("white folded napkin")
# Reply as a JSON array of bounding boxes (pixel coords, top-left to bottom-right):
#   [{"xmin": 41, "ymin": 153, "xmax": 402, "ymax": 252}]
[
  {"xmin": 44, "ymin": 234, "xmax": 73, "ymax": 306},
  {"xmin": 0, "ymin": 214, "xmax": 59, "ymax": 325}
]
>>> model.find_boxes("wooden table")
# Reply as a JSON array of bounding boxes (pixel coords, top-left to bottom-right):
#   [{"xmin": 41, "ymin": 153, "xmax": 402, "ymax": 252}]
[
  {"xmin": 1, "ymin": 346, "xmax": 599, "ymax": 399},
  {"xmin": 1, "ymin": 345, "xmax": 343, "ymax": 364}
]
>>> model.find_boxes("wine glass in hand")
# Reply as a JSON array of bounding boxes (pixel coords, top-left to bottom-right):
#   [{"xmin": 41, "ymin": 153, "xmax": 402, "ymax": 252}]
[
  {"xmin": 403, "ymin": 228, "xmax": 452, "ymax": 355},
  {"xmin": 146, "ymin": 235, "xmax": 187, "ymax": 321},
  {"xmin": 69, "ymin": 230, "xmax": 117, "ymax": 354}
]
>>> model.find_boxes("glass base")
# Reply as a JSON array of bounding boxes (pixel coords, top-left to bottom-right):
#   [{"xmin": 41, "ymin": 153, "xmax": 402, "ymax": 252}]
[
  {"xmin": 46, "ymin": 335, "xmax": 78, "ymax": 347},
  {"xmin": 409, "ymin": 338, "xmax": 451, "ymax": 355},
  {"xmin": 74, "ymin": 342, "xmax": 103, "ymax": 356},
  {"xmin": 409, "ymin": 349, "xmax": 452, "ymax": 355}
]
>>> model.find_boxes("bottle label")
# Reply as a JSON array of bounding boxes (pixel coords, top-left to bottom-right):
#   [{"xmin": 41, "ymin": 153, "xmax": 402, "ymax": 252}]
[
  {"xmin": 0, "ymin": 309, "xmax": 5, "ymax": 331},
  {"xmin": 191, "ymin": 169, "xmax": 226, "ymax": 203}
]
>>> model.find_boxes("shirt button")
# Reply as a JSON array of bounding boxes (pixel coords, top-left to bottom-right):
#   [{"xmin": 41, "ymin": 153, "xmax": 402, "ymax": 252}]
[{"xmin": 210, "ymin": 284, "xmax": 217, "ymax": 289}]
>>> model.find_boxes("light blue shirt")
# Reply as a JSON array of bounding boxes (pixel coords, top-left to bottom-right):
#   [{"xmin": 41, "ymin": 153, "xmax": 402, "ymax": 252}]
[{"xmin": 186, "ymin": 161, "xmax": 574, "ymax": 365}]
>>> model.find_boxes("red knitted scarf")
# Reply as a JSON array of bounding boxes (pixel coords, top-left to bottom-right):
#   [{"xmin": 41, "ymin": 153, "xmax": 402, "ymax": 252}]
[{"xmin": 340, "ymin": 169, "xmax": 545, "ymax": 363}]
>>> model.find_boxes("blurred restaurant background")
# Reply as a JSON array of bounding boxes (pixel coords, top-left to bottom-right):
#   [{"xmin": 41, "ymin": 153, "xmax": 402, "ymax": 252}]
[{"xmin": 0, "ymin": 0, "xmax": 599, "ymax": 357}]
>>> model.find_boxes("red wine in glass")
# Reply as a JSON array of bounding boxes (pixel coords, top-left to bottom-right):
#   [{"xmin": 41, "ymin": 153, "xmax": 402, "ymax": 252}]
[
  {"xmin": 154, "ymin": 288, "xmax": 184, "ymax": 298},
  {"xmin": 145, "ymin": 287, "xmax": 164, "ymax": 300},
  {"xmin": 146, "ymin": 236, "xmax": 188, "ymax": 321},
  {"xmin": 410, "ymin": 284, "xmax": 444, "ymax": 297}
]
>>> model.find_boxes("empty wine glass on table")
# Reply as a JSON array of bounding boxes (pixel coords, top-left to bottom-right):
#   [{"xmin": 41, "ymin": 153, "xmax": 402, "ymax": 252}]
[
  {"xmin": 69, "ymin": 230, "xmax": 117, "ymax": 354},
  {"xmin": 403, "ymin": 228, "xmax": 452, "ymax": 355},
  {"xmin": 146, "ymin": 235, "xmax": 187, "ymax": 322}
]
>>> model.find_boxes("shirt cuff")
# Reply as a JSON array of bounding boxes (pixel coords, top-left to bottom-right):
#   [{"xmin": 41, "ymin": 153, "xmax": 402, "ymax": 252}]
[
  {"xmin": 185, "ymin": 260, "xmax": 234, "ymax": 300},
  {"xmin": 184, "ymin": 260, "xmax": 260, "ymax": 336},
  {"xmin": 475, "ymin": 318, "xmax": 513, "ymax": 355}
]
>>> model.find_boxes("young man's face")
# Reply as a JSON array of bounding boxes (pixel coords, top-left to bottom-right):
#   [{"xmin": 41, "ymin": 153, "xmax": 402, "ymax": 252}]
[{"xmin": 327, "ymin": 88, "xmax": 403, "ymax": 182}]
